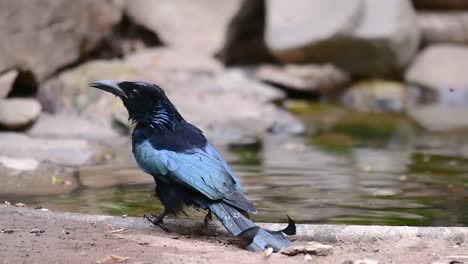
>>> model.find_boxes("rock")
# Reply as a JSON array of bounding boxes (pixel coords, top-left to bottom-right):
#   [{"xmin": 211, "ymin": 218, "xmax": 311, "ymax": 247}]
[
  {"xmin": 405, "ymin": 44, "xmax": 468, "ymax": 91},
  {"xmin": 0, "ymin": 69, "xmax": 17, "ymax": 98},
  {"xmin": 279, "ymin": 242, "xmax": 333, "ymax": 256},
  {"xmin": 211, "ymin": 69, "xmax": 285, "ymax": 103},
  {"xmin": 125, "ymin": 0, "xmax": 243, "ymax": 55},
  {"xmin": 0, "ymin": 0, "xmax": 122, "ymax": 81},
  {"xmin": 0, "ymin": 156, "xmax": 38, "ymax": 171},
  {"xmin": 341, "ymin": 80, "xmax": 407, "ymax": 112},
  {"xmin": 0, "ymin": 98, "xmax": 41, "ymax": 128},
  {"xmin": 405, "ymin": 44, "xmax": 468, "ymax": 131},
  {"xmin": 28, "ymin": 114, "xmax": 120, "ymax": 140},
  {"xmin": 418, "ymin": 12, "xmax": 468, "ymax": 45},
  {"xmin": 408, "ymin": 105, "xmax": 468, "ymax": 131},
  {"xmin": 219, "ymin": 0, "xmax": 274, "ymax": 64},
  {"xmin": 265, "ymin": 0, "xmax": 420, "ymax": 76},
  {"xmin": 0, "ymin": 133, "xmax": 101, "ymax": 166},
  {"xmin": 256, "ymin": 64, "xmax": 350, "ymax": 94},
  {"xmin": 40, "ymin": 49, "xmax": 303, "ymax": 146},
  {"xmin": 412, "ymin": 0, "xmax": 468, "ymax": 10}
]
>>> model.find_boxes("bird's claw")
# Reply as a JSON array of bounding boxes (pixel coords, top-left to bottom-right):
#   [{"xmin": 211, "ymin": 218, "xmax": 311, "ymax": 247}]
[
  {"xmin": 144, "ymin": 214, "xmax": 170, "ymax": 232},
  {"xmin": 203, "ymin": 211, "xmax": 213, "ymax": 227}
]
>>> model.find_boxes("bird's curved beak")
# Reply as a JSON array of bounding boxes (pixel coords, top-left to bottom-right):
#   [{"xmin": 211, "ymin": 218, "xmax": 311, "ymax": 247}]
[{"xmin": 89, "ymin": 80, "xmax": 127, "ymax": 98}]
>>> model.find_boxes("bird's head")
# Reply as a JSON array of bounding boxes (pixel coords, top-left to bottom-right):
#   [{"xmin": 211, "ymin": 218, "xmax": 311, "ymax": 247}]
[{"xmin": 90, "ymin": 80, "xmax": 183, "ymax": 130}]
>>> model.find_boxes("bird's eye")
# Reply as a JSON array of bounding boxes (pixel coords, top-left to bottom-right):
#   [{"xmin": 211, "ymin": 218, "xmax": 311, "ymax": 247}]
[{"xmin": 129, "ymin": 89, "xmax": 139, "ymax": 97}]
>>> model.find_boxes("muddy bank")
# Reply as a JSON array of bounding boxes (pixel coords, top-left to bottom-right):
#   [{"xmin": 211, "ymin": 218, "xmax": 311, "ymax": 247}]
[{"xmin": 1, "ymin": 205, "xmax": 467, "ymax": 264}]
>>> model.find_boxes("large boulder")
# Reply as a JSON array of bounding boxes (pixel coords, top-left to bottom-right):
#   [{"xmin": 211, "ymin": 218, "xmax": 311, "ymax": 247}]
[
  {"xmin": 125, "ymin": 0, "xmax": 243, "ymax": 56},
  {"xmin": 265, "ymin": 0, "xmax": 420, "ymax": 76},
  {"xmin": 0, "ymin": 133, "xmax": 102, "ymax": 166},
  {"xmin": 0, "ymin": 0, "xmax": 122, "ymax": 81},
  {"xmin": 418, "ymin": 12, "xmax": 468, "ymax": 45},
  {"xmin": 39, "ymin": 48, "xmax": 302, "ymax": 146},
  {"xmin": 405, "ymin": 44, "xmax": 468, "ymax": 91},
  {"xmin": 405, "ymin": 44, "xmax": 468, "ymax": 131},
  {"xmin": 28, "ymin": 114, "xmax": 119, "ymax": 141}
]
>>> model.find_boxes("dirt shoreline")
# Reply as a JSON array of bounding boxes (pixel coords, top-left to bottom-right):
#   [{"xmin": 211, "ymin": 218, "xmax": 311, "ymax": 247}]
[{"xmin": 0, "ymin": 205, "xmax": 466, "ymax": 264}]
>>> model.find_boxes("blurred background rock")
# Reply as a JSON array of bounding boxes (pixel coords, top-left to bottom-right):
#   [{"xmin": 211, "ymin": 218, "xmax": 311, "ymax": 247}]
[{"xmin": 1, "ymin": 0, "xmax": 468, "ymax": 226}]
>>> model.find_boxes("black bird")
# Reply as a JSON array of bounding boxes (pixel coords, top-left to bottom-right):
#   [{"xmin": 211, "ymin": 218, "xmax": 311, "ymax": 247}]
[{"xmin": 90, "ymin": 80, "xmax": 295, "ymax": 252}]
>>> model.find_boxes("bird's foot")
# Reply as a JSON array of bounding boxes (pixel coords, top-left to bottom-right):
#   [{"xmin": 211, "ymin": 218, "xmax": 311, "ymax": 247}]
[
  {"xmin": 144, "ymin": 214, "xmax": 170, "ymax": 233},
  {"xmin": 203, "ymin": 210, "xmax": 213, "ymax": 227}
]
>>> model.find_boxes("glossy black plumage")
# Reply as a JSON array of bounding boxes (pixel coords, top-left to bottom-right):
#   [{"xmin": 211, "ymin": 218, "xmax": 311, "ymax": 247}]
[{"xmin": 90, "ymin": 80, "xmax": 294, "ymax": 252}]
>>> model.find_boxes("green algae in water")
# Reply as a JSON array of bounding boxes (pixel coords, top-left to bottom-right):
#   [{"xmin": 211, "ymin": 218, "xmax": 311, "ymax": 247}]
[
  {"xmin": 311, "ymin": 133, "xmax": 355, "ymax": 153},
  {"xmin": 329, "ymin": 112, "xmax": 417, "ymax": 143}
]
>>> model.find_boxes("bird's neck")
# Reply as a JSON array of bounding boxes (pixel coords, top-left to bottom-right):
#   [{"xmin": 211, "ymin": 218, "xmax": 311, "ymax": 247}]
[{"xmin": 138, "ymin": 103, "xmax": 184, "ymax": 133}]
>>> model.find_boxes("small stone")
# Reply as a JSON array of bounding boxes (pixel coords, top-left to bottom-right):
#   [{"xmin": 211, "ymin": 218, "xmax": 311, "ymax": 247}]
[
  {"xmin": 0, "ymin": 99, "xmax": 41, "ymax": 129},
  {"xmin": 280, "ymin": 245, "xmax": 306, "ymax": 256},
  {"xmin": 40, "ymin": 208, "xmax": 49, "ymax": 212},
  {"xmin": 4, "ymin": 201, "xmax": 10, "ymax": 205},
  {"xmin": 305, "ymin": 242, "xmax": 333, "ymax": 256},
  {"xmin": 1, "ymin": 229, "xmax": 14, "ymax": 234},
  {"xmin": 262, "ymin": 247, "xmax": 273, "ymax": 257},
  {"xmin": 304, "ymin": 254, "xmax": 312, "ymax": 262},
  {"xmin": 30, "ymin": 228, "xmax": 45, "ymax": 234},
  {"xmin": 0, "ymin": 156, "xmax": 39, "ymax": 171},
  {"xmin": 14, "ymin": 202, "xmax": 26, "ymax": 207}
]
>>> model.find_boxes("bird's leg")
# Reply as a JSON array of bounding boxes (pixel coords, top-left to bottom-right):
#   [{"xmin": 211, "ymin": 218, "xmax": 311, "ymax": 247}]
[
  {"xmin": 144, "ymin": 210, "xmax": 170, "ymax": 232},
  {"xmin": 204, "ymin": 209, "xmax": 213, "ymax": 226}
]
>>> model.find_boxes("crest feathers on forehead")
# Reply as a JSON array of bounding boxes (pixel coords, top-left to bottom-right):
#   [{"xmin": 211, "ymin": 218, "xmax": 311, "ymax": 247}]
[{"xmin": 119, "ymin": 81, "xmax": 165, "ymax": 94}]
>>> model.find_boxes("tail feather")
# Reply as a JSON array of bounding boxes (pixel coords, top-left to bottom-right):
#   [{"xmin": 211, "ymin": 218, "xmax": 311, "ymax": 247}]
[
  {"xmin": 209, "ymin": 202, "xmax": 293, "ymax": 252},
  {"xmin": 209, "ymin": 202, "xmax": 256, "ymax": 236}
]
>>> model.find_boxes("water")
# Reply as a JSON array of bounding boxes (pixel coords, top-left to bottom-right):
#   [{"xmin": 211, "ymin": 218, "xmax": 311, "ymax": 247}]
[{"xmin": 2, "ymin": 107, "xmax": 468, "ymax": 226}]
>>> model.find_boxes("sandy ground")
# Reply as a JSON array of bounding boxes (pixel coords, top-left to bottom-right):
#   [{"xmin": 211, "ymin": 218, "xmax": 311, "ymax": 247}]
[{"xmin": 0, "ymin": 205, "xmax": 467, "ymax": 264}]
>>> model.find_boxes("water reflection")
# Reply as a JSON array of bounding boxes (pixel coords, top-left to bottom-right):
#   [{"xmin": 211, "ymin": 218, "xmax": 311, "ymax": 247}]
[{"xmin": 3, "ymin": 109, "xmax": 468, "ymax": 227}]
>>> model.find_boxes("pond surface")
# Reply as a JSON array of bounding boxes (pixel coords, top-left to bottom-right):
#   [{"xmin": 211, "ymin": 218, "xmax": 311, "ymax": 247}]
[{"xmin": 2, "ymin": 106, "xmax": 468, "ymax": 226}]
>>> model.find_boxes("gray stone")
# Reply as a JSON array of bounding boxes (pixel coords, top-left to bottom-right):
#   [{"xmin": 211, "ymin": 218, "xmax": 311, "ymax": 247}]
[
  {"xmin": 256, "ymin": 64, "xmax": 350, "ymax": 93},
  {"xmin": 0, "ymin": 69, "xmax": 17, "ymax": 98},
  {"xmin": 0, "ymin": 133, "xmax": 100, "ymax": 166},
  {"xmin": 408, "ymin": 105, "xmax": 468, "ymax": 131},
  {"xmin": 418, "ymin": 12, "xmax": 468, "ymax": 45},
  {"xmin": 0, "ymin": 0, "xmax": 122, "ymax": 81},
  {"xmin": 28, "ymin": 114, "xmax": 119, "ymax": 140},
  {"xmin": 406, "ymin": 44, "xmax": 468, "ymax": 91},
  {"xmin": 0, "ymin": 98, "xmax": 41, "ymax": 128},
  {"xmin": 0, "ymin": 156, "xmax": 38, "ymax": 171},
  {"xmin": 125, "ymin": 0, "xmax": 242, "ymax": 55},
  {"xmin": 265, "ymin": 0, "xmax": 420, "ymax": 76}
]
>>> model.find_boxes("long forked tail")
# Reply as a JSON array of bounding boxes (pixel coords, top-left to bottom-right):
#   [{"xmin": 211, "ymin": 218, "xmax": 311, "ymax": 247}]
[{"xmin": 209, "ymin": 202, "xmax": 296, "ymax": 252}]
